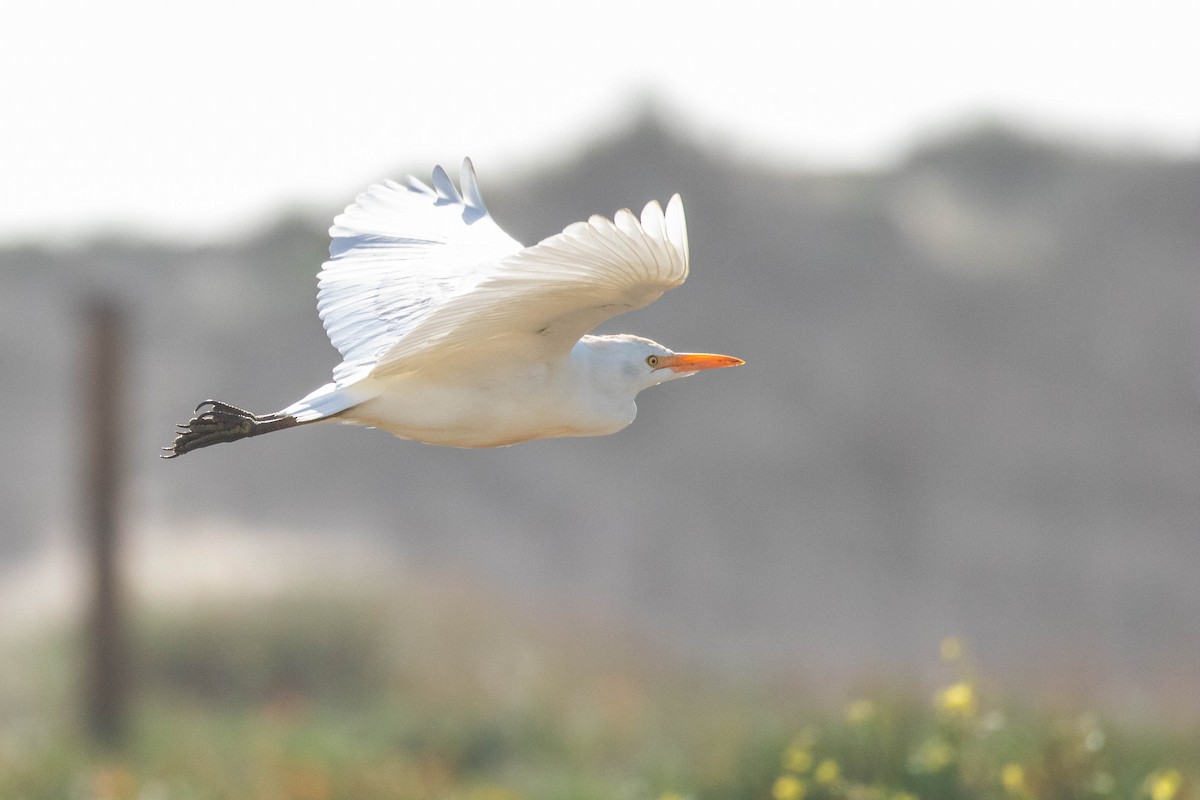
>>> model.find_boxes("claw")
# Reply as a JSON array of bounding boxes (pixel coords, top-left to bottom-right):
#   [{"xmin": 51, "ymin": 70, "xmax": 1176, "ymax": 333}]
[
  {"xmin": 165, "ymin": 399, "xmax": 299, "ymax": 458},
  {"xmin": 195, "ymin": 399, "xmax": 256, "ymax": 417}
]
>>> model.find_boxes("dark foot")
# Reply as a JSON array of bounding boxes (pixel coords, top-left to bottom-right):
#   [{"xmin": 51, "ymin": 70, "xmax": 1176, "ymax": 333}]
[
  {"xmin": 193, "ymin": 399, "xmax": 258, "ymax": 418},
  {"xmin": 162, "ymin": 400, "xmax": 297, "ymax": 458}
]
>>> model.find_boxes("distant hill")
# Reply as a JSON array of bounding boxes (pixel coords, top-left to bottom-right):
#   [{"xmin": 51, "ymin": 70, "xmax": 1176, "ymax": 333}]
[{"xmin": 3, "ymin": 117, "xmax": 1199, "ymax": 714}]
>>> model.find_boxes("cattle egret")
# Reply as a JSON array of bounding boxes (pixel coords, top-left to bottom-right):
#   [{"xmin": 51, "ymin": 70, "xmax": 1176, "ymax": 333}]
[{"xmin": 164, "ymin": 160, "xmax": 742, "ymax": 458}]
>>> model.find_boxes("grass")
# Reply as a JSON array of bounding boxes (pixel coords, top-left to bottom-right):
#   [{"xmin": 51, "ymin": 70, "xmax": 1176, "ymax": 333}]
[{"xmin": 0, "ymin": 585, "xmax": 1195, "ymax": 800}]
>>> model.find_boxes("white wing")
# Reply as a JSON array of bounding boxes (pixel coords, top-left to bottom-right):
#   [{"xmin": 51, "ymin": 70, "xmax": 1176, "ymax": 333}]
[
  {"xmin": 317, "ymin": 159, "xmax": 522, "ymax": 383},
  {"xmin": 317, "ymin": 160, "xmax": 689, "ymax": 383},
  {"xmin": 370, "ymin": 195, "xmax": 689, "ymax": 377}
]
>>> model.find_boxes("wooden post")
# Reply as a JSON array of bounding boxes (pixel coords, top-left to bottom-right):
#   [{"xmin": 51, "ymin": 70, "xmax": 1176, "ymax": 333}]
[{"xmin": 83, "ymin": 299, "xmax": 126, "ymax": 747}]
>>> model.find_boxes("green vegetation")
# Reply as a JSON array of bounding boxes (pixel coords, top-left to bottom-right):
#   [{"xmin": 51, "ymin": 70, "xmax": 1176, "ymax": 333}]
[
  {"xmin": 762, "ymin": 639, "xmax": 1198, "ymax": 800},
  {"xmin": 0, "ymin": 590, "xmax": 1194, "ymax": 800}
]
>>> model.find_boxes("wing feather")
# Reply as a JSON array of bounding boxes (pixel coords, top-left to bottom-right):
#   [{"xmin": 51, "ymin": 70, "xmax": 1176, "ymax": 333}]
[
  {"xmin": 317, "ymin": 159, "xmax": 522, "ymax": 383},
  {"xmin": 315, "ymin": 159, "xmax": 689, "ymax": 384},
  {"xmin": 368, "ymin": 194, "xmax": 689, "ymax": 377}
]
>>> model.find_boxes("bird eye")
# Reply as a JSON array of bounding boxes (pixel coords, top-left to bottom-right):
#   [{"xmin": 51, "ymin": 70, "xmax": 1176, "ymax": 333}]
[{"xmin": 646, "ymin": 355, "xmax": 660, "ymax": 367}]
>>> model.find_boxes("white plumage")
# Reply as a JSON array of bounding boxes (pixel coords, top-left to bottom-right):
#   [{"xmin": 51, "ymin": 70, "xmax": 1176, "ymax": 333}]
[{"xmin": 166, "ymin": 160, "xmax": 740, "ymax": 457}]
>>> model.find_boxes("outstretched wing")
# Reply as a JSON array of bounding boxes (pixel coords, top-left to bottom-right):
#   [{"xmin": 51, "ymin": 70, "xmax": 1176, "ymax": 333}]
[
  {"xmin": 317, "ymin": 159, "xmax": 522, "ymax": 383},
  {"xmin": 369, "ymin": 192, "xmax": 689, "ymax": 377},
  {"xmin": 317, "ymin": 160, "xmax": 690, "ymax": 384}
]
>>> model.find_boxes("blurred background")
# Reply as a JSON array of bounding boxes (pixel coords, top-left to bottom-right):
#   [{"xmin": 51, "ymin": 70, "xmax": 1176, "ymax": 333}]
[{"xmin": 3, "ymin": 1, "xmax": 1199, "ymax": 798}]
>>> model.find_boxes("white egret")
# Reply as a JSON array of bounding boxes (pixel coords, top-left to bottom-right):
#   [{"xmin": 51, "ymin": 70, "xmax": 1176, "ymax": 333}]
[{"xmin": 165, "ymin": 160, "xmax": 742, "ymax": 458}]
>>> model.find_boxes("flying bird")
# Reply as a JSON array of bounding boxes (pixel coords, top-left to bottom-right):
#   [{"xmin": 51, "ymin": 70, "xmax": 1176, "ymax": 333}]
[{"xmin": 164, "ymin": 160, "xmax": 742, "ymax": 458}]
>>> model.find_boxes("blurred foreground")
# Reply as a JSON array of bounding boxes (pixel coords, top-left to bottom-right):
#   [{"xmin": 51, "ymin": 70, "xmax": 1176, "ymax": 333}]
[{"xmin": 2, "ymin": 558, "xmax": 1196, "ymax": 800}]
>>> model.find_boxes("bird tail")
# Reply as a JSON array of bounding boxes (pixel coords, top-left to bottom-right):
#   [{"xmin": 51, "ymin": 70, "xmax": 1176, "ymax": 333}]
[{"xmin": 278, "ymin": 381, "xmax": 361, "ymax": 422}]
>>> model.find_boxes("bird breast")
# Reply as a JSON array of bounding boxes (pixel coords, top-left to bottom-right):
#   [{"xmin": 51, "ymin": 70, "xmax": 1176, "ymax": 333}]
[{"xmin": 337, "ymin": 361, "xmax": 637, "ymax": 448}]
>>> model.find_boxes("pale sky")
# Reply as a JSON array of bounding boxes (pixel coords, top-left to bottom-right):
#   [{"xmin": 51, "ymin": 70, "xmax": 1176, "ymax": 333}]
[{"xmin": 2, "ymin": 0, "xmax": 1196, "ymax": 244}]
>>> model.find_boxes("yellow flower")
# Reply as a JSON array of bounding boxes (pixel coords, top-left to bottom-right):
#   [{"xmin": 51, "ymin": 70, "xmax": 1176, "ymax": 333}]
[
  {"xmin": 940, "ymin": 637, "xmax": 964, "ymax": 661},
  {"xmin": 846, "ymin": 699, "xmax": 875, "ymax": 724},
  {"xmin": 1145, "ymin": 769, "xmax": 1183, "ymax": 800},
  {"xmin": 784, "ymin": 745, "xmax": 813, "ymax": 773},
  {"xmin": 936, "ymin": 681, "xmax": 976, "ymax": 717},
  {"xmin": 908, "ymin": 737, "xmax": 955, "ymax": 773},
  {"xmin": 892, "ymin": 793, "xmax": 919, "ymax": 800},
  {"xmin": 772, "ymin": 775, "xmax": 806, "ymax": 800},
  {"xmin": 657, "ymin": 793, "xmax": 685, "ymax": 800},
  {"xmin": 814, "ymin": 759, "xmax": 840, "ymax": 785},
  {"xmin": 1001, "ymin": 763, "xmax": 1026, "ymax": 795}
]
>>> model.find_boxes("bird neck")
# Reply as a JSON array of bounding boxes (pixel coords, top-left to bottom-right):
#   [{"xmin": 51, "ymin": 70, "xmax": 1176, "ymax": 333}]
[{"xmin": 566, "ymin": 337, "xmax": 644, "ymax": 418}]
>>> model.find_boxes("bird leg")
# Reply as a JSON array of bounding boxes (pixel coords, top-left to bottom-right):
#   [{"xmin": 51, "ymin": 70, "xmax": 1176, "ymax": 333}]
[{"xmin": 162, "ymin": 400, "xmax": 300, "ymax": 459}]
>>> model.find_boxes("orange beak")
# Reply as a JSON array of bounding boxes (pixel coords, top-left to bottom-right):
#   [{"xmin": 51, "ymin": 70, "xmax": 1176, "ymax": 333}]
[{"xmin": 659, "ymin": 352, "xmax": 745, "ymax": 373}]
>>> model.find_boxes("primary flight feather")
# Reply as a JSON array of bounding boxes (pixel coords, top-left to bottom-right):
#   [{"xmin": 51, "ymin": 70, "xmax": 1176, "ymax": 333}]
[{"xmin": 165, "ymin": 159, "xmax": 742, "ymax": 457}]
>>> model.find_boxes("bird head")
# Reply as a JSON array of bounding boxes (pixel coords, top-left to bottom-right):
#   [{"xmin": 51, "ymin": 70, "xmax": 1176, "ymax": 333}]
[{"xmin": 583, "ymin": 334, "xmax": 743, "ymax": 393}]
